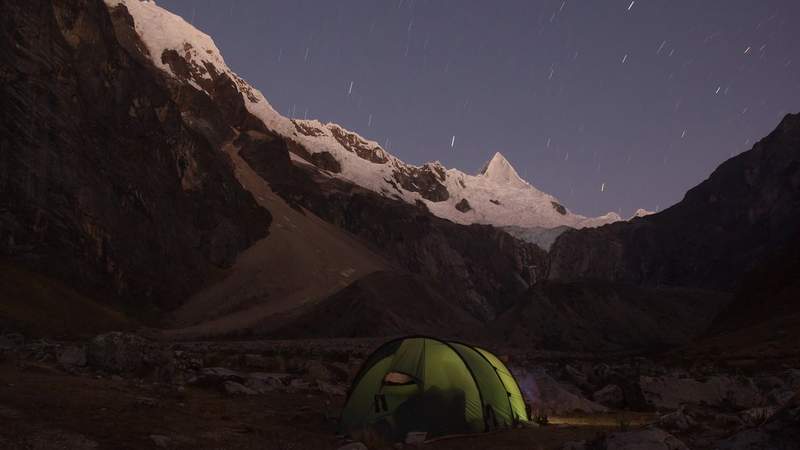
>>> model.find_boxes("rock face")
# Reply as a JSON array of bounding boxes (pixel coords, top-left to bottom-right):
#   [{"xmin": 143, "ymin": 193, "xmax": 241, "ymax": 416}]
[
  {"xmin": 640, "ymin": 375, "xmax": 763, "ymax": 411},
  {"xmin": 265, "ymin": 271, "xmax": 483, "ymax": 338},
  {"xmin": 0, "ymin": 0, "xmax": 271, "ymax": 313},
  {"xmin": 517, "ymin": 368, "xmax": 608, "ymax": 414},
  {"xmin": 593, "ymin": 384, "xmax": 625, "ymax": 408},
  {"xmin": 0, "ymin": 0, "xmax": 552, "ymax": 333},
  {"xmin": 253, "ymin": 162, "xmax": 550, "ymax": 320},
  {"xmin": 548, "ymin": 113, "xmax": 800, "ymax": 292},
  {"xmin": 492, "ymin": 282, "xmax": 729, "ymax": 351}
]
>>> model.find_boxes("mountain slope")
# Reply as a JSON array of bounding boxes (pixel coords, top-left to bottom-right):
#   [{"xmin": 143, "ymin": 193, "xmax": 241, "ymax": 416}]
[
  {"xmin": 101, "ymin": 0, "xmax": 552, "ymax": 323},
  {"xmin": 0, "ymin": 0, "xmax": 392, "ymax": 335},
  {"xmin": 104, "ymin": 0, "xmax": 620, "ymax": 231},
  {"xmin": 548, "ymin": 113, "xmax": 800, "ymax": 291},
  {"xmin": 0, "ymin": 0, "xmax": 271, "ymax": 313},
  {"xmin": 0, "ymin": 0, "xmax": 554, "ymax": 339}
]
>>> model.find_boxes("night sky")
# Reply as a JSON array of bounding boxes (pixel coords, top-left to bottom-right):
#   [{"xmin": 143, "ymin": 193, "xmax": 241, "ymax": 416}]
[{"xmin": 158, "ymin": 0, "xmax": 800, "ymax": 218}]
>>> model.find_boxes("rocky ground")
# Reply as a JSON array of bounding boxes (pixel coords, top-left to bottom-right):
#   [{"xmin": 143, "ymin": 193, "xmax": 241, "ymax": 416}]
[{"xmin": 0, "ymin": 332, "xmax": 798, "ymax": 450}]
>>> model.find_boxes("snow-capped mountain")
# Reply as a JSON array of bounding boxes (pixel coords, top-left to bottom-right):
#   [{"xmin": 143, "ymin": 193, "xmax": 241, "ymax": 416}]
[
  {"xmin": 106, "ymin": 0, "xmax": 622, "ymax": 229},
  {"xmin": 630, "ymin": 208, "xmax": 656, "ymax": 219}
]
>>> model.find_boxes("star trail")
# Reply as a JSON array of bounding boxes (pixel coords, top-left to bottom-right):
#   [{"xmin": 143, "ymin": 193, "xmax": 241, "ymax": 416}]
[{"xmin": 161, "ymin": 0, "xmax": 800, "ymax": 217}]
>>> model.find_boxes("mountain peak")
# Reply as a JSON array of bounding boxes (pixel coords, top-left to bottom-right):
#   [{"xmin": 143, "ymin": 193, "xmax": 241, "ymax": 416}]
[{"xmin": 479, "ymin": 152, "xmax": 528, "ymax": 188}]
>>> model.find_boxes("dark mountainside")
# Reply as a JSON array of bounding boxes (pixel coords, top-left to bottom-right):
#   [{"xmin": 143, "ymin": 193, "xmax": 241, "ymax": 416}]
[
  {"xmin": 548, "ymin": 113, "xmax": 800, "ymax": 291},
  {"xmin": 1, "ymin": 0, "xmax": 798, "ymax": 353},
  {"xmin": 0, "ymin": 0, "xmax": 272, "ymax": 318},
  {"xmin": 0, "ymin": 0, "xmax": 545, "ymax": 339}
]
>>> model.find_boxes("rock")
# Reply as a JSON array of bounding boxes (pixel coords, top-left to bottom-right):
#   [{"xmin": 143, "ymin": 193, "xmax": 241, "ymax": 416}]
[
  {"xmin": 223, "ymin": 381, "xmax": 257, "ymax": 395},
  {"xmin": 244, "ymin": 378, "xmax": 274, "ymax": 394},
  {"xmin": 337, "ymin": 442, "xmax": 367, "ymax": 450},
  {"xmin": 248, "ymin": 372, "xmax": 291, "ymax": 386},
  {"xmin": 716, "ymin": 429, "xmax": 774, "ymax": 450},
  {"xmin": 58, "ymin": 345, "xmax": 87, "ymax": 367},
  {"xmin": 528, "ymin": 368, "xmax": 608, "ymax": 414},
  {"xmin": 25, "ymin": 429, "xmax": 99, "ymax": 450},
  {"xmin": 767, "ymin": 388, "xmax": 796, "ymax": 406},
  {"xmin": 755, "ymin": 376, "xmax": 785, "ymax": 391},
  {"xmin": 134, "ymin": 396, "xmax": 159, "ymax": 407},
  {"xmin": 785, "ymin": 369, "xmax": 800, "ymax": 390},
  {"xmin": 195, "ymin": 367, "xmax": 245, "ymax": 386},
  {"xmin": 86, "ymin": 332, "xmax": 158, "ymax": 374},
  {"xmin": 289, "ymin": 378, "xmax": 311, "ymax": 391},
  {"xmin": 658, "ymin": 407, "xmax": 696, "ymax": 431},
  {"xmin": 150, "ymin": 434, "xmax": 171, "ymax": 448},
  {"xmin": 562, "ymin": 441, "xmax": 586, "ymax": 450},
  {"xmin": 243, "ymin": 354, "xmax": 272, "ymax": 369},
  {"xmin": 244, "ymin": 372, "xmax": 291, "ymax": 393},
  {"xmin": 593, "ymin": 384, "xmax": 624, "ymax": 408},
  {"xmin": 0, "ymin": 405, "xmax": 23, "ymax": 420},
  {"xmin": 306, "ymin": 359, "xmax": 333, "ymax": 382},
  {"xmin": 640, "ymin": 375, "xmax": 763, "ymax": 410},
  {"xmin": 564, "ymin": 364, "xmax": 592, "ymax": 389},
  {"xmin": 0, "ymin": 333, "xmax": 23, "ymax": 350},
  {"xmin": 718, "ymin": 392, "xmax": 800, "ymax": 449},
  {"xmin": 592, "ymin": 363, "xmax": 613, "ymax": 383},
  {"xmin": 604, "ymin": 428, "xmax": 688, "ymax": 450},
  {"xmin": 405, "ymin": 431, "xmax": 427, "ymax": 444},
  {"xmin": 712, "ymin": 413, "xmax": 745, "ymax": 429},
  {"xmin": 317, "ymin": 380, "xmax": 347, "ymax": 396},
  {"xmin": 455, "ymin": 198, "xmax": 472, "ymax": 213},
  {"xmin": 739, "ymin": 406, "xmax": 778, "ymax": 427}
]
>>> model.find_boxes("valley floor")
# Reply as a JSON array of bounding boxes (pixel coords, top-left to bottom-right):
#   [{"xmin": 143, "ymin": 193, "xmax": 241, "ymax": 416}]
[
  {"xmin": 0, "ymin": 335, "xmax": 797, "ymax": 450},
  {"xmin": 0, "ymin": 360, "xmax": 652, "ymax": 450}
]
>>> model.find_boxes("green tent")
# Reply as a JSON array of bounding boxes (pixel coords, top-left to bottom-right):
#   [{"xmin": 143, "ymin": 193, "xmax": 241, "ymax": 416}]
[{"xmin": 339, "ymin": 336, "xmax": 529, "ymax": 441}]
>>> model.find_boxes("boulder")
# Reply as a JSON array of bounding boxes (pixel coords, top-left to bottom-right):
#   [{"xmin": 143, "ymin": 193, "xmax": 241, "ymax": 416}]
[
  {"xmin": 717, "ymin": 392, "xmax": 800, "ymax": 449},
  {"xmin": 0, "ymin": 405, "xmax": 23, "ymax": 420},
  {"xmin": 593, "ymin": 384, "xmax": 624, "ymax": 408},
  {"xmin": 149, "ymin": 435, "xmax": 171, "ymax": 448},
  {"xmin": 223, "ymin": 381, "xmax": 257, "ymax": 396},
  {"xmin": 0, "ymin": 333, "xmax": 23, "ymax": 350},
  {"xmin": 306, "ymin": 359, "xmax": 333, "ymax": 382},
  {"xmin": 786, "ymin": 369, "xmax": 800, "ymax": 390},
  {"xmin": 244, "ymin": 378, "xmax": 275, "ymax": 394},
  {"xmin": 86, "ymin": 332, "xmax": 159, "ymax": 374},
  {"xmin": 317, "ymin": 380, "xmax": 347, "ymax": 396},
  {"xmin": 25, "ymin": 429, "xmax": 99, "ymax": 450},
  {"xmin": 767, "ymin": 388, "xmax": 796, "ymax": 406},
  {"xmin": 564, "ymin": 364, "xmax": 593, "ymax": 390},
  {"xmin": 196, "ymin": 367, "xmax": 245, "ymax": 385},
  {"xmin": 244, "ymin": 371, "xmax": 290, "ymax": 393},
  {"xmin": 562, "ymin": 441, "xmax": 586, "ymax": 450},
  {"xmin": 658, "ymin": 407, "xmax": 696, "ymax": 431},
  {"xmin": 243, "ymin": 354, "xmax": 273, "ymax": 369},
  {"xmin": 337, "ymin": 443, "xmax": 367, "ymax": 450},
  {"xmin": 57, "ymin": 346, "xmax": 87, "ymax": 367},
  {"xmin": 604, "ymin": 428, "xmax": 688, "ymax": 450},
  {"xmin": 739, "ymin": 406, "xmax": 778, "ymax": 427},
  {"xmin": 528, "ymin": 369, "xmax": 608, "ymax": 414},
  {"xmin": 640, "ymin": 375, "xmax": 763, "ymax": 410}
]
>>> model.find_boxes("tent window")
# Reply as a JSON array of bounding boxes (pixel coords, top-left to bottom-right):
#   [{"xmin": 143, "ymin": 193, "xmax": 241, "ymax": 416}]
[{"xmin": 383, "ymin": 372, "xmax": 414, "ymax": 385}]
